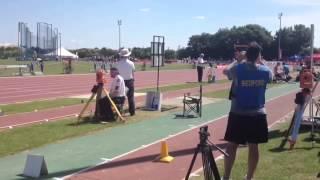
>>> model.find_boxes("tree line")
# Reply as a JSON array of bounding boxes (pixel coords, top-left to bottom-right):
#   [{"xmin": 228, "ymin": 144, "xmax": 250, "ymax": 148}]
[
  {"xmin": 72, "ymin": 24, "xmax": 318, "ymax": 61},
  {"xmin": 0, "ymin": 46, "xmax": 19, "ymax": 59},
  {"xmin": 177, "ymin": 24, "xmax": 318, "ymax": 60},
  {"xmin": 72, "ymin": 47, "xmax": 177, "ymax": 60},
  {"xmin": 1, "ymin": 24, "xmax": 319, "ymax": 61}
]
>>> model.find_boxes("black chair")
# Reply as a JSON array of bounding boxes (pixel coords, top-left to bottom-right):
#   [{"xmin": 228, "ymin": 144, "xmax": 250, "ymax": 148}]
[{"xmin": 182, "ymin": 94, "xmax": 201, "ymax": 117}]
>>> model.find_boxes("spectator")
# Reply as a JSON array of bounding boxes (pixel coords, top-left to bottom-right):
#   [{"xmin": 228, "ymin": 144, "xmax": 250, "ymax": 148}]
[
  {"xmin": 222, "ymin": 42, "xmax": 273, "ymax": 180},
  {"xmin": 40, "ymin": 61, "xmax": 44, "ymax": 73},
  {"xmin": 207, "ymin": 63, "xmax": 216, "ymax": 83},
  {"xmin": 273, "ymin": 62, "xmax": 283, "ymax": 80},
  {"xmin": 282, "ymin": 62, "xmax": 290, "ymax": 79}
]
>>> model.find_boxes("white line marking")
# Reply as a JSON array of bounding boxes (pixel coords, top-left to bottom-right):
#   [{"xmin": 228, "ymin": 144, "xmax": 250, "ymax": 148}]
[
  {"xmin": 53, "ymin": 178, "xmax": 64, "ymax": 180},
  {"xmin": 100, "ymin": 158, "xmax": 112, "ymax": 163},
  {"xmin": 61, "ymin": 86, "xmax": 305, "ymax": 179},
  {"xmin": 0, "ymin": 113, "xmax": 79, "ymax": 129}
]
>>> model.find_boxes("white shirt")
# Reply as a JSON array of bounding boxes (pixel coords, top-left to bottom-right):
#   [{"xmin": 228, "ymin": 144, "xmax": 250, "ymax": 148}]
[
  {"xmin": 198, "ymin": 57, "xmax": 204, "ymax": 64},
  {"xmin": 116, "ymin": 58, "xmax": 135, "ymax": 80},
  {"xmin": 109, "ymin": 75, "xmax": 126, "ymax": 97},
  {"xmin": 197, "ymin": 57, "xmax": 205, "ymax": 67}
]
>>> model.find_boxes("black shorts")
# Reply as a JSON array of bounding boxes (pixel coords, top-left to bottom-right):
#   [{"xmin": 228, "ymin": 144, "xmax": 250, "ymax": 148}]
[{"xmin": 224, "ymin": 112, "xmax": 268, "ymax": 145}]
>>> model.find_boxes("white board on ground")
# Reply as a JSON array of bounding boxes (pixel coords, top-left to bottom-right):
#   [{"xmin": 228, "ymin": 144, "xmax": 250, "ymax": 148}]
[{"xmin": 23, "ymin": 154, "xmax": 48, "ymax": 178}]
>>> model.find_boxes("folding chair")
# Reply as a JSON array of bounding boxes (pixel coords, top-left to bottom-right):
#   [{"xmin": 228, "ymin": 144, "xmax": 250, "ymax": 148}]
[{"xmin": 182, "ymin": 85, "xmax": 203, "ymax": 117}]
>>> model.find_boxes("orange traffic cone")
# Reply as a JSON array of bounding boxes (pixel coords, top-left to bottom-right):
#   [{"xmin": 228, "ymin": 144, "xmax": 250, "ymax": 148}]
[{"xmin": 155, "ymin": 141, "xmax": 174, "ymax": 163}]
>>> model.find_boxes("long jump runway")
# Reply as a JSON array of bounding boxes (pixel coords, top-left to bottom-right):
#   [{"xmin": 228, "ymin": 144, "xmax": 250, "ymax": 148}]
[
  {"xmin": 0, "ymin": 69, "xmax": 224, "ymax": 104},
  {"xmin": 0, "ymin": 83, "xmax": 310, "ymax": 180}
]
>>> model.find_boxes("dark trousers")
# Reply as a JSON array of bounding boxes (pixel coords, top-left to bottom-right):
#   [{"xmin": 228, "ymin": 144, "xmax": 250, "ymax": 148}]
[
  {"xmin": 125, "ymin": 79, "xmax": 135, "ymax": 115},
  {"xmin": 197, "ymin": 66, "xmax": 203, "ymax": 82},
  {"xmin": 111, "ymin": 96, "xmax": 125, "ymax": 113}
]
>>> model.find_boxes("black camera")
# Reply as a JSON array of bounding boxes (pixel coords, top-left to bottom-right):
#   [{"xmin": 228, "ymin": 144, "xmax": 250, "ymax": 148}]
[{"xmin": 199, "ymin": 125, "xmax": 210, "ymax": 144}]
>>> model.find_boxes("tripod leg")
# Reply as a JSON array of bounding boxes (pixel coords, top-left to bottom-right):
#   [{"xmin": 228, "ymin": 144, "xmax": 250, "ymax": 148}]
[
  {"xmin": 207, "ymin": 149, "xmax": 221, "ymax": 180},
  {"xmin": 102, "ymin": 88, "xmax": 125, "ymax": 122},
  {"xmin": 95, "ymin": 85, "xmax": 103, "ymax": 119},
  {"xmin": 185, "ymin": 146, "xmax": 200, "ymax": 180},
  {"xmin": 279, "ymin": 110, "xmax": 296, "ymax": 149},
  {"xmin": 202, "ymin": 150, "xmax": 213, "ymax": 180},
  {"xmin": 77, "ymin": 92, "xmax": 96, "ymax": 123}
]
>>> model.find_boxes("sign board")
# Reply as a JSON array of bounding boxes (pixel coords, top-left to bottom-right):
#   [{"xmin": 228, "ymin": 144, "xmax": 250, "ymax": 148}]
[
  {"xmin": 23, "ymin": 154, "xmax": 48, "ymax": 178},
  {"xmin": 145, "ymin": 91, "xmax": 162, "ymax": 111},
  {"xmin": 152, "ymin": 56, "xmax": 164, "ymax": 67}
]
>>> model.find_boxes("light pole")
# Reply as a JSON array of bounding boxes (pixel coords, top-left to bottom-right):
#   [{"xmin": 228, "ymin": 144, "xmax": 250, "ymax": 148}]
[
  {"xmin": 59, "ymin": 33, "xmax": 62, "ymax": 61},
  {"xmin": 278, "ymin": 12, "xmax": 283, "ymax": 61},
  {"xmin": 117, "ymin": 20, "xmax": 122, "ymax": 50}
]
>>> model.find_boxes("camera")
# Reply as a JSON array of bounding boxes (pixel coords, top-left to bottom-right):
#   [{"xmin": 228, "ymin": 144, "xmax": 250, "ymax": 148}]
[{"xmin": 199, "ymin": 125, "xmax": 210, "ymax": 144}]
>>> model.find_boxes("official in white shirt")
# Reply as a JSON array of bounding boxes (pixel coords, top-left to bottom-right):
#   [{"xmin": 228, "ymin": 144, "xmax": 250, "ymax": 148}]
[
  {"xmin": 116, "ymin": 48, "xmax": 136, "ymax": 116},
  {"xmin": 109, "ymin": 67, "xmax": 126, "ymax": 113},
  {"xmin": 196, "ymin": 53, "xmax": 205, "ymax": 82}
]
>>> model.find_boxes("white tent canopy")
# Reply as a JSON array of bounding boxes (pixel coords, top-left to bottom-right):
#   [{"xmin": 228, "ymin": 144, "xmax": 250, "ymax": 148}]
[{"xmin": 45, "ymin": 47, "xmax": 78, "ymax": 59}]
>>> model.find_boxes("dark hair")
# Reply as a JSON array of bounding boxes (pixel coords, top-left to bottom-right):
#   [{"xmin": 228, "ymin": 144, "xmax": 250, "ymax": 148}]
[
  {"xmin": 110, "ymin": 67, "xmax": 119, "ymax": 71},
  {"xmin": 246, "ymin": 42, "xmax": 262, "ymax": 62}
]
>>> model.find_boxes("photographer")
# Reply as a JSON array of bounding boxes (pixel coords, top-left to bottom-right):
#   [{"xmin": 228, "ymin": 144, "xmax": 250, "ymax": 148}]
[{"xmin": 222, "ymin": 42, "xmax": 272, "ymax": 180}]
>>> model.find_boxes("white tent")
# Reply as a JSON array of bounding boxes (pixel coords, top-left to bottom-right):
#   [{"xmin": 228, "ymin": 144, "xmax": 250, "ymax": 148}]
[{"xmin": 45, "ymin": 47, "xmax": 78, "ymax": 59}]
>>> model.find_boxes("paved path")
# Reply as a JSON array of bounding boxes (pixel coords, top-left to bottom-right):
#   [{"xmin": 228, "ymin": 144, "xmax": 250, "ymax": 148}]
[
  {"xmin": 0, "ymin": 82, "xmax": 230, "ymax": 129},
  {"xmin": 0, "ymin": 69, "xmax": 224, "ymax": 104},
  {"xmin": 0, "ymin": 83, "xmax": 304, "ymax": 180}
]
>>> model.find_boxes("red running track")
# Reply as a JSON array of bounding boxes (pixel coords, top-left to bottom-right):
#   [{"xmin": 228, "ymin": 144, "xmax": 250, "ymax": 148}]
[
  {"xmin": 0, "ymin": 82, "xmax": 231, "ymax": 129},
  {"xmin": 0, "ymin": 69, "xmax": 224, "ymax": 104}
]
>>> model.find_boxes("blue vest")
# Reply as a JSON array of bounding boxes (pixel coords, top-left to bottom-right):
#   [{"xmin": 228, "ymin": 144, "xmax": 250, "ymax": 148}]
[{"xmin": 236, "ymin": 63, "xmax": 270, "ymax": 110}]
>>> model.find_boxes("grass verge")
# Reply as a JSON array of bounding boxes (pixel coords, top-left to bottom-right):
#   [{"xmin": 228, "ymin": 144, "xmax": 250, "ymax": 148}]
[
  {"xmin": 136, "ymin": 63, "xmax": 193, "ymax": 71},
  {"xmin": 0, "ymin": 106, "xmax": 178, "ymax": 157},
  {"xmin": 191, "ymin": 118, "xmax": 320, "ymax": 180},
  {"xmin": 0, "ymin": 98, "xmax": 86, "ymax": 115},
  {"xmin": 137, "ymin": 79, "xmax": 229, "ymax": 93},
  {"xmin": 0, "ymin": 59, "xmax": 193, "ymax": 76}
]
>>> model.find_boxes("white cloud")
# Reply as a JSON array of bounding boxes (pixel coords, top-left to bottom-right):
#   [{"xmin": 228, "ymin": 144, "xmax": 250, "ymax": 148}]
[
  {"xmin": 272, "ymin": 0, "xmax": 320, "ymax": 6},
  {"xmin": 139, "ymin": 8, "xmax": 150, "ymax": 12},
  {"xmin": 193, "ymin": 16, "xmax": 206, "ymax": 20}
]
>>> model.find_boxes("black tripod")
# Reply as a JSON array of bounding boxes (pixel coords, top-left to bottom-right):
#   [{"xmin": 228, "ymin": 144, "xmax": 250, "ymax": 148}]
[{"xmin": 185, "ymin": 126, "xmax": 228, "ymax": 180}]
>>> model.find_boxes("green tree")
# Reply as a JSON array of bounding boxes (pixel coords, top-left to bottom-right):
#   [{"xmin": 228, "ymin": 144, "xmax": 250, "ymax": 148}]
[
  {"xmin": 164, "ymin": 49, "xmax": 176, "ymax": 59},
  {"xmin": 99, "ymin": 47, "xmax": 117, "ymax": 57},
  {"xmin": 131, "ymin": 47, "xmax": 150, "ymax": 59},
  {"xmin": 274, "ymin": 24, "xmax": 311, "ymax": 57}
]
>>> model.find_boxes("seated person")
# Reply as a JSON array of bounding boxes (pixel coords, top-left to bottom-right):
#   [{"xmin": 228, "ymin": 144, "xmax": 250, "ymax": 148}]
[
  {"xmin": 207, "ymin": 63, "xmax": 216, "ymax": 83},
  {"xmin": 273, "ymin": 62, "xmax": 283, "ymax": 80},
  {"xmin": 282, "ymin": 62, "xmax": 292, "ymax": 82},
  {"xmin": 282, "ymin": 62, "xmax": 290, "ymax": 77},
  {"xmin": 109, "ymin": 67, "xmax": 126, "ymax": 113}
]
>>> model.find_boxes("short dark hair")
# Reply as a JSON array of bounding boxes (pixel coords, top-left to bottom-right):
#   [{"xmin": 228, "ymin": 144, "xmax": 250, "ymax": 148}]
[
  {"xmin": 110, "ymin": 67, "xmax": 119, "ymax": 71},
  {"xmin": 246, "ymin": 42, "xmax": 262, "ymax": 62}
]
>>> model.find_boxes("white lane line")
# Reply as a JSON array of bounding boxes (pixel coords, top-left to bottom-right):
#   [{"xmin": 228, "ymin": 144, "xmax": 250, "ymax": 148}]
[
  {"xmin": 0, "ymin": 113, "xmax": 78, "ymax": 129},
  {"xmin": 62, "ymin": 87, "xmax": 303, "ymax": 179},
  {"xmin": 100, "ymin": 158, "xmax": 112, "ymax": 163}
]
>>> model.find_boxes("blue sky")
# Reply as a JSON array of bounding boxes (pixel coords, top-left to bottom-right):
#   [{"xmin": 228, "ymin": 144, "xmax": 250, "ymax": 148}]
[{"xmin": 1, "ymin": 0, "xmax": 320, "ymax": 49}]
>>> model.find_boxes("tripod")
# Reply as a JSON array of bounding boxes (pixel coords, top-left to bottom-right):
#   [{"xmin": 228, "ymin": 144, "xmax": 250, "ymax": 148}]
[
  {"xmin": 185, "ymin": 126, "xmax": 228, "ymax": 180},
  {"xmin": 77, "ymin": 83, "xmax": 125, "ymax": 123}
]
